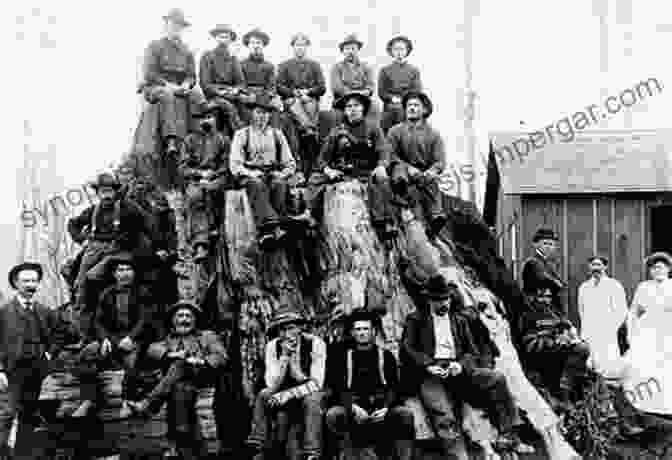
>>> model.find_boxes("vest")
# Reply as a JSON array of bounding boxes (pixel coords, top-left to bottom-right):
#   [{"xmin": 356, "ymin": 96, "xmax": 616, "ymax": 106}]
[
  {"xmin": 345, "ymin": 346, "xmax": 388, "ymax": 411},
  {"xmin": 243, "ymin": 126, "xmax": 283, "ymax": 165},
  {"xmin": 18, "ymin": 306, "xmax": 47, "ymax": 359},
  {"xmin": 276, "ymin": 335, "xmax": 313, "ymax": 387},
  {"xmin": 90, "ymin": 200, "xmax": 122, "ymax": 241}
]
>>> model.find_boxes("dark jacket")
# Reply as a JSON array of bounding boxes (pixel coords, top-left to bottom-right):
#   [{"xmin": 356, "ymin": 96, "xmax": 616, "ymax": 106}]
[
  {"xmin": 325, "ymin": 344, "xmax": 399, "ymax": 412},
  {"xmin": 377, "ymin": 61, "xmax": 422, "ymax": 105},
  {"xmin": 399, "ymin": 309, "xmax": 499, "ymax": 395},
  {"xmin": 0, "ymin": 297, "xmax": 61, "ymax": 372},
  {"xmin": 147, "ymin": 329, "xmax": 228, "ymax": 370},
  {"xmin": 521, "ymin": 251, "xmax": 566, "ymax": 312},
  {"xmin": 276, "ymin": 57, "xmax": 326, "ymax": 100},
  {"xmin": 93, "ymin": 285, "xmax": 154, "ymax": 345},
  {"xmin": 242, "ymin": 55, "xmax": 276, "ymax": 94},
  {"xmin": 199, "ymin": 46, "xmax": 246, "ymax": 100},
  {"xmin": 317, "ymin": 119, "xmax": 390, "ymax": 176},
  {"xmin": 142, "ymin": 37, "xmax": 196, "ymax": 88}
]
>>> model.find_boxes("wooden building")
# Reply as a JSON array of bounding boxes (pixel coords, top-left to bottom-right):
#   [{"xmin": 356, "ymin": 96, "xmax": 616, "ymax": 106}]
[{"xmin": 492, "ymin": 129, "xmax": 672, "ymax": 326}]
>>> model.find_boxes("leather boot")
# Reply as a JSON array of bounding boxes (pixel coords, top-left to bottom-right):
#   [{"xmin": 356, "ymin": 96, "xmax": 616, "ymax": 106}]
[{"xmin": 393, "ymin": 439, "xmax": 414, "ymax": 460}]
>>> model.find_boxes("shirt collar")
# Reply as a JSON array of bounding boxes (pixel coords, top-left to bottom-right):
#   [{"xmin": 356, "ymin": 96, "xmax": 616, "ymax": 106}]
[
  {"xmin": 535, "ymin": 247, "xmax": 546, "ymax": 260},
  {"xmin": 17, "ymin": 295, "xmax": 34, "ymax": 309}
]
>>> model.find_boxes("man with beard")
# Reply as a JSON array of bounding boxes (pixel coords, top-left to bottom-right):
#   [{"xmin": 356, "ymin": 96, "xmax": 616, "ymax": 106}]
[
  {"xmin": 67, "ymin": 173, "xmax": 158, "ymax": 313},
  {"xmin": 229, "ymin": 94, "xmax": 298, "ymax": 250},
  {"xmin": 0, "ymin": 263, "xmax": 62, "ymax": 453},
  {"xmin": 313, "ymin": 92, "xmax": 397, "ymax": 239},
  {"xmin": 127, "ymin": 301, "xmax": 227, "ymax": 460},
  {"xmin": 277, "ymin": 33, "xmax": 326, "ymax": 138},
  {"xmin": 330, "ymin": 34, "xmax": 377, "ymax": 120},
  {"xmin": 325, "ymin": 310, "xmax": 415, "ymax": 460},
  {"xmin": 246, "ymin": 307, "xmax": 326, "ymax": 460},
  {"xmin": 387, "ymin": 91, "xmax": 447, "ymax": 236},
  {"xmin": 140, "ymin": 9, "xmax": 202, "ymax": 155},
  {"xmin": 521, "ymin": 228, "xmax": 567, "ymax": 315},
  {"xmin": 72, "ymin": 253, "xmax": 156, "ymax": 417},
  {"xmin": 378, "ymin": 36, "xmax": 422, "ymax": 134},
  {"xmin": 241, "ymin": 29, "xmax": 276, "ymax": 120},
  {"xmin": 199, "ymin": 24, "xmax": 245, "ymax": 136}
]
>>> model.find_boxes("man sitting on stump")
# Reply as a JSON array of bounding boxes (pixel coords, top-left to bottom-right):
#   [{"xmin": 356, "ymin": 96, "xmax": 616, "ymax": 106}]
[
  {"xmin": 246, "ymin": 307, "xmax": 326, "ymax": 460},
  {"xmin": 387, "ymin": 91, "xmax": 447, "ymax": 236},
  {"xmin": 127, "ymin": 301, "xmax": 227, "ymax": 460},
  {"xmin": 325, "ymin": 310, "xmax": 415, "ymax": 460},
  {"xmin": 314, "ymin": 92, "xmax": 397, "ymax": 239},
  {"xmin": 521, "ymin": 284, "xmax": 590, "ymax": 412},
  {"xmin": 229, "ymin": 94, "xmax": 299, "ymax": 249}
]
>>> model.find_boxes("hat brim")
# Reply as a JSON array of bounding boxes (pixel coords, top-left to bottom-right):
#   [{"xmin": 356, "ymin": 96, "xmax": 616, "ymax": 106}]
[
  {"xmin": 210, "ymin": 29, "xmax": 237, "ymax": 40},
  {"xmin": 166, "ymin": 302, "xmax": 202, "ymax": 321},
  {"xmin": 386, "ymin": 36, "xmax": 413, "ymax": 56},
  {"xmin": 91, "ymin": 182, "xmax": 122, "ymax": 190},
  {"xmin": 268, "ymin": 316, "xmax": 307, "ymax": 334},
  {"xmin": 339, "ymin": 40, "xmax": 364, "ymax": 51},
  {"xmin": 9, "ymin": 262, "xmax": 43, "ymax": 290},
  {"xmin": 333, "ymin": 93, "xmax": 371, "ymax": 115},
  {"xmin": 243, "ymin": 32, "xmax": 270, "ymax": 47},
  {"xmin": 163, "ymin": 16, "xmax": 191, "ymax": 27},
  {"xmin": 246, "ymin": 101, "xmax": 277, "ymax": 112},
  {"xmin": 645, "ymin": 252, "xmax": 672, "ymax": 268},
  {"xmin": 402, "ymin": 92, "xmax": 433, "ymax": 118}
]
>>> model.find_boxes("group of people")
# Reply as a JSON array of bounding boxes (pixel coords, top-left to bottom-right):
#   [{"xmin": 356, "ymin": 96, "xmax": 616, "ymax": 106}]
[{"xmin": 137, "ymin": 7, "xmax": 446, "ymax": 251}]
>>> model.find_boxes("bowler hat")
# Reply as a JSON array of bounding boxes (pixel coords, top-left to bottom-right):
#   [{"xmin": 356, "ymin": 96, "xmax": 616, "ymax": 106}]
[
  {"xmin": 333, "ymin": 92, "xmax": 371, "ymax": 115},
  {"xmin": 402, "ymin": 91, "xmax": 433, "ymax": 118},
  {"xmin": 422, "ymin": 274, "xmax": 459, "ymax": 301},
  {"xmin": 587, "ymin": 255, "xmax": 609, "ymax": 265},
  {"xmin": 243, "ymin": 28, "xmax": 270, "ymax": 47},
  {"xmin": 9, "ymin": 262, "xmax": 43, "ymax": 290},
  {"xmin": 166, "ymin": 300, "xmax": 202, "ymax": 322},
  {"xmin": 290, "ymin": 33, "xmax": 311, "ymax": 46},
  {"xmin": 532, "ymin": 228, "xmax": 559, "ymax": 243},
  {"xmin": 339, "ymin": 34, "xmax": 364, "ymax": 52},
  {"xmin": 268, "ymin": 306, "xmax": 307, "ymax": 334},
  {"xmin": 163, "ymin": 8, "xmax": 191, "ymax": 27},
  {"xmin": 645, "ymin": 251, "xmax": 672, "ymax": 269},
  {"xmin": 91, "ymin": 172, "xmax": 122, "ymax": 191},
  {"xmin": 209, "ymin": 24, "xmax": 237, "ymax": 40},
  {"xmin": 386, "ymin": 35, "xmax": 413, "ymax": 56},
  {"xmin": 245, "ymin": 93, "xmax": 278, "ymax": 112}
]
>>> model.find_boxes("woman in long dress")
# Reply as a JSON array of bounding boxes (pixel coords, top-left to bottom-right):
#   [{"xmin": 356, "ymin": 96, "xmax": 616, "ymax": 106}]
[{"xmin": 621, "ymin": 252, "xmax": 672, "ymax": 415}]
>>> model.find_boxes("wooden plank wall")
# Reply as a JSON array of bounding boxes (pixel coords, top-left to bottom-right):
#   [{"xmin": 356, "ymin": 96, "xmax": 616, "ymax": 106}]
[{"xmin": 497, "ymin": 194, "xmax": 649, "ymax": 327}]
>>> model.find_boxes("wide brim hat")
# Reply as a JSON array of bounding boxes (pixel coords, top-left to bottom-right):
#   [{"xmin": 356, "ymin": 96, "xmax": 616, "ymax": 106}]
[
  {"xmin": 339, "ymin": 34, "xmax": 364, "ymax": 51},
  {"xmin": 91, "ymin": 172, "xmax": 122, "ymax": 190},
  {"xmin": 243, "ymin": 28, "xmax": 270, "ymax": 47},
  {"xmin": 645, "ymin": 251, "xmax": 672, "ymax": 269},
  {"xmin": 9, "ymin": 262, "xmax": 43, "ymax": 290},
  {"xmin": 402, "ymin": 91, "xmax": 433, "ymax": 118},
  {"xmin": 344, "ymin": 308, "xmax": 382, "ymax": 332},
  {"xmin": 290, "ymin": 33, "xmax": 311, "ymax": 46},
  {"xmin": 166, "ymin": 300, "xmax": 203, "ymax": 322},
  {"xmin": 333, "ymin": 92, "xmax": 371, "ymax": 115},
  {"xmin": 210, "ymin": 24, "xmax": 237, "ymax": 40},
  {"xmin": 386, "ymin": 35, "xmax": 413, "ymax": 56},
  {"xmin": 163, "ymin": 8, "xmax": 191, "ymax": 27},
  {"xmin": 587, "ymin": 255, "xmax": 609, "ymax": 265},
  {"xmin": 245, "ymin": 94, "xmax": 278, "ymax": 112},
  {"xmin": 532, "ymin": 227, "xmax": 559, "ymax": 243},
  {"xmin": 421, "ymin": 274, "xmax": 459, "ymax": 301},
  {"xmin": 268, "ymin": 307, "xmax": 307, "ymax": 334},
  {"xmin": 103, "ymin": 252, "xmax": 136, "ymax": 275}
]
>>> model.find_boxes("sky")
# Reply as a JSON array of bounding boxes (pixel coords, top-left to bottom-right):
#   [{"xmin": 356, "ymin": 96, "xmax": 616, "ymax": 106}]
[{"xmin": 3, "ymin": 0, "xmax": 672, "ymax": 293}]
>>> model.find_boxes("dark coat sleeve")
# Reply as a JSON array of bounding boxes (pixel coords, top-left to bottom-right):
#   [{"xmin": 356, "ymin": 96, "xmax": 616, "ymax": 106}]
[
  {"xmin": 201, "ymin": 330, "xmax": 228, "ymax": 368},
  {"xmin": 377, "ymin": 67, "xmax": 393, "ymax": 104},
  {"xmin": 142, "ymin": 41, "xmax": 165, "ymax": 87},
  {"xmin": 306, "ymin": 60, "xmax": 326, "ymax": 98},
  {"xmin": 383, "ymin": 350, "xmax": 399, "ymax": 408},
  {"xmin": 199, "ymin": 52, "xmax": 218, "ymax": 99},
  {"xmin": 67, "ymin": 206, "xmax": 94, "ymax": 244},
  {"xmin": 94, "ymin": 290, "xmax": 116, "ymax": 342},
  {"xmin": 400, "ymin": 313, "xmax": 434, "ymax": 371},
  {"xmin": 276, "ymin": 62, "xmax": 294, "ymax": 99}
]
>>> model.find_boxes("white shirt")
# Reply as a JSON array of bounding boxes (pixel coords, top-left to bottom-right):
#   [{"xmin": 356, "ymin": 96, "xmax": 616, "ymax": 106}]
[
  {"xmin": 432, "ymin": 312, "xmax": 456, "ymax": 359},
  {"xmin": 16, "ymin": 295, "xmax": 35, "ymax": 311}
]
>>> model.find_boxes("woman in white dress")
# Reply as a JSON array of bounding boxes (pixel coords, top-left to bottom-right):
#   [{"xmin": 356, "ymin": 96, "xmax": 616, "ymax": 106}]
[{"xmin": 621, "ymin": 252, "xmax": 672, "ymax": 415}]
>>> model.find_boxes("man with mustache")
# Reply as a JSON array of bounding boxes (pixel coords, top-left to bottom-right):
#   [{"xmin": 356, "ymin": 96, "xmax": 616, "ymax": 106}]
[
  {"xmin": 0, "ymin": 263, "xmax": 62, "ymax": 453},
  {"xmin": 127, "ymin": 301, "xmax": 227, "ymax": 460},
  {"xmin": 67, "ymin": 173, "xmax": 159, "ymax": 315},
  {"xmin": 378, "ymin": 35, "xmax": 422, "ymax": 134},
  {"xmin": 521, "ymin": 228, "xmax": 567, "ymax": 316},
  {"xmin": 246, "ymin": 307, "xmax": 326, "ymax": 460},
  {"xmin": 387, "ymin": 91, "xmax": 447, "ymax": 237},
  {"xmin": 240, "ymin": 29, "xmax": 276, "ymax": 122}
]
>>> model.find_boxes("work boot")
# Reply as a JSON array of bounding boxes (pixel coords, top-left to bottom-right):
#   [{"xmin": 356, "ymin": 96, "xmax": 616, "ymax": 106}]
[{"xmin": 166, "ymin": 137, "xmax": 179, "ymax": 155}]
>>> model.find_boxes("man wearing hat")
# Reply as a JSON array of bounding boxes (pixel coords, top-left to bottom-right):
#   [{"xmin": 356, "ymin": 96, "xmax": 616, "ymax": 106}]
[
  {"xmin": 127, "ymin": 301, "xmax": 227, "ymax": 459},
  {"xmin": 277, "ymin": 33, "xmax": 326, "ymax": 137},
  {"xmin": 140, "ymin": 8, "xmax": 203, "ymax": 155},
  {"xmin": 241, "ymin": 29, "xmax": 276, "ymax": 116},
  {"xmin": 325, "ymin": 309, "xmax": 415, "ymax": 460},
  {"xmin": 521, "ymin": 228, "xmax": 567, "ymax": 315},
  {"xmin": 330, "ymin": 35, "xmax": 375, "ymax": 106},
  {"xmin": 200, "ymin": 24, "xmax": 246, "ymax": 136},
  {"xmin": 229, "ymin": 94, "xmax": 300, "ymax": 250},
  {"xmin": 520, "ymin": 284, "xmax": 590, "ymax": 411},
  {"xmin": 387, "ymin": 91, "xmax": 447, "ymax": 236},
  {"xmin": 67, "ymin": 173, "xmax": 159, "ymax": 312},
  {"xmin": 314, "ymin": 92, "xmax": 397, "ymax": 240},
  {"xmin": 246, "ymin": 307, "xmax": 326, "ymax": 460},
  {"xmin": 0, "ymin": 263, "xmax": 62, "ymax": 449},
  {"xmin": 378, "ymin": 35, "xmax": 422, "ymax": 134},
  {"xmin": 400, "ymin": 273, "xmax": 519, "ymax": 459}
]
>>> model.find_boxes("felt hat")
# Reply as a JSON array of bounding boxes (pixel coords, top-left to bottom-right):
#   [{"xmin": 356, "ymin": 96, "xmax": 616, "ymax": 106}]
[
  {"xmin": 645, "ymin": 251, "xmax": 672, "ymax": 269},
  {"xmin": 290, "ymin": 33, "xmax": 311, "ymax": 46},
  {"xmin": 532, "ymin": 228, "xmax": 559, "ymax": 243},
  {"xmin": 163, "ymin": 8, "xmax": 191, "ymax": 27},
  {"xmin": 339, "ymin": 33, "xmax": 364, "ymax": 51},
  {"xmin": 209, "ymin": 24, "xmax": 237, "ymax": 40},
  {"xmin": 243, "ymin": 28, "xmax": 270, "ymax": 47},
  {"xmin": 386, "ymin": 35, "xmax": 413, "ymax": 56},
  {"xmin": 333, "ymin": 92, "xmax": 371, "ymax": 116},
  {"xmin": 587, "ymin": 255, "xmax": 609, "ymax": 265},
  {"xmin": 166, "ymin": 300, "xmax": 202, "ymax": 322},
  {"xmin": 268, "ymin": 306, "xmax": 307, "ymax": 334},
  {"xmin": 245, "ymin": 93, "xmax": 278, "ymax": 112},
  {"xmin": 402, "ymin": 91, "xmax": 433, "ymax": 118},
  {"xmin": 422, "ymin": 274, "xmax": 459, "ymax": 301},
  {"xmin": 8, "ymin": 262, "xmax": 43, "ymax": 290},
  {"xmin": 344, "ymin": 308, "xmax": 382, "ymax": 332},
  {"xmin": 102, "ymin": 252, "xmax": 136, "ymax": 275},
  {"xmin": 91, "ymin": 172, "xmax": 122, "ymax": 191}
]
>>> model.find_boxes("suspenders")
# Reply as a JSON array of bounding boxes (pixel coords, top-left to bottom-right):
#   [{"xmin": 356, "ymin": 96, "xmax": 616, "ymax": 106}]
[
  {"xmin": 244, "ymin": 126, "xmax": 283, "ymax": 165},
  {"xmin": 346, "ymin": 346, "xmax": 387, "ymax": 389}
]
